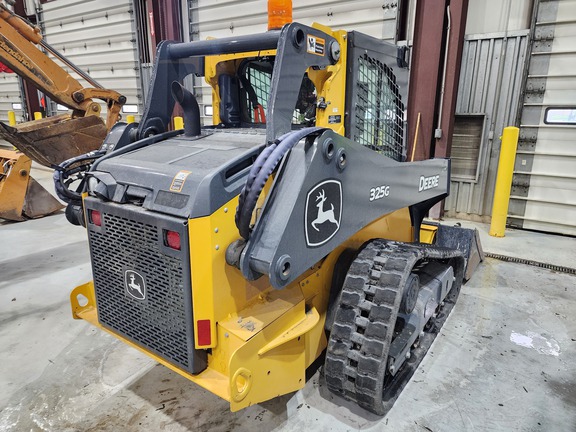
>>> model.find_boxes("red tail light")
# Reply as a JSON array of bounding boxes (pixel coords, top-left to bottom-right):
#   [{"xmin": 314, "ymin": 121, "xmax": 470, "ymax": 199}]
[
  {"xmin": 164, "ymin": 230, "xmax": 181, "ymax": 250},
  {"xmin": 90, "ymin": 210, "xmax": 102, "ymax": 226},
  {"xmin": 197, "ymin": 319, "xmax": 211, "ymax": 346}
]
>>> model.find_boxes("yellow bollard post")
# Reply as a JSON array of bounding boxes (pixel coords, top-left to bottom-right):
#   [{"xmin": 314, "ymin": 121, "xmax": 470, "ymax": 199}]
[
  {"xmin": 489, "ymin": 126, "xmax": 520, "ymax": 237},
  {"xmin": 34, "ymin": 112, "xmax": 42, "ymax": 120},
  {"xmin": 8, "ymin": 111, "xmax": 16, "ymax": 126},
  {"xmin": 174, "ymin": 116, "xmax": 184, "ymax": 130},
  {"xmin": 126, "ymin": 115, "xmax": 135, "ymax": 124},
  {"xmin": 8, "ymin": 111, "xmax": 18, "ymax": 150}
]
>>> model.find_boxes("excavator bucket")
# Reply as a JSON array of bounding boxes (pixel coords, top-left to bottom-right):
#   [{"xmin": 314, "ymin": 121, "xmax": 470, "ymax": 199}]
[
  {"xmin": 0, "ymin": 149, "xmax": 63, "ymax": 221},
  {"xmin": 0, "ymin": 114, "xmax": 107, "ymax": 167}
]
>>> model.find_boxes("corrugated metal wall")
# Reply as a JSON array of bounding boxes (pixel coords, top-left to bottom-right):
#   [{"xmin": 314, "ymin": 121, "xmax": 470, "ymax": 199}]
[
  {"xmin": 444, "ymin": 31, "xmax": 530, "ymax": 220},
  {"xmin": 39, "ymin": 0, "xmax": 142, "ymax": 118},
  {"xmin": 511, "ymin": 0, "xmax": 576, "ymax": 236},
  {"xmin": 188, "ymin": 0, "xmax": 399, "ymax": 123},
  {"xmin": 0, "ymin": 74, "xmax": 25, "ymax": 123},
  {"xmin": 192, "ymin": 0, "xmax": 399, "ymax": 40}
]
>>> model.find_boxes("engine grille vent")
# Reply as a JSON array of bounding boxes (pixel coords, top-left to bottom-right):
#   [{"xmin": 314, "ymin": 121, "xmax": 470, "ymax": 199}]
[{"xmin": 89, "ymin": 210, "xmax": 192, "ymax": 370}]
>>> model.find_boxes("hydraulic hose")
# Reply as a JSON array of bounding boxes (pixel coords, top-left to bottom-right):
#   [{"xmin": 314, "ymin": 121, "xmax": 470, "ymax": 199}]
[
  {"xmin": 235, "ymin": 131, "xmax": 296, "ymax": 227},
  {"xmin": 53, "ymin": 150, "xmax": 105, "ymax": 203},
  {"xmin": 235, "ymin": 142, "xmax": 277, "ymax": 227},
  {"xmin": 235, "ymin": 127, "xmax": 327, "ymax": 240}
]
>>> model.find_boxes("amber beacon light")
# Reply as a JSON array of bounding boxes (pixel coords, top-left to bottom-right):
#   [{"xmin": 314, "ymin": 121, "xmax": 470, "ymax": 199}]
[{"xmin": 268, "ymin": 0, "xmax": 292, "ymax": 30}]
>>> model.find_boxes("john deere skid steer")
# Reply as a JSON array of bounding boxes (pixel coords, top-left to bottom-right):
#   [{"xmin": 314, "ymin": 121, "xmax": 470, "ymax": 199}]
[{"xmin": 64, "ymin": 20, "xmax": 482, "ymax": 415}]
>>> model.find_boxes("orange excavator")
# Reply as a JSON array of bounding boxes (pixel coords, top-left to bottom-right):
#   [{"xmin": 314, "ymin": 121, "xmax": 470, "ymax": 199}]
[{"xmin": 0, "ymin": 3, "xmax": 125, "ymax": 220}]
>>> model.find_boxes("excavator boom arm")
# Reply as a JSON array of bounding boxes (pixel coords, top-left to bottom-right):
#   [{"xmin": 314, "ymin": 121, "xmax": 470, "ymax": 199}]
[{"xmin": 0, "ymin": 4, "xmax": 124, "ymax": 125}]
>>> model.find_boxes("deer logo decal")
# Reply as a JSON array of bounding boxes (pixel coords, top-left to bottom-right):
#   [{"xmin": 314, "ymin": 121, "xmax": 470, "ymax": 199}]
[
  {"xmin": 305, "ymin": 180, "xmax": 342, "ymax": 247},
  {"xmin": 125, "ymin": 270, "xmax": 146, "ymax": 300}
]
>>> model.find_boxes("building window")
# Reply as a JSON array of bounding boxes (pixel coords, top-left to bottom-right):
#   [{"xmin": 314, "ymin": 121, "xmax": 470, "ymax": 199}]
[
  {"xmin": 544, "ymin": 107, "xmax": 576, "ymax": 125},
  {"xmin": 451, "ymin": 114, "xmax": 485, "ymax": 181}
]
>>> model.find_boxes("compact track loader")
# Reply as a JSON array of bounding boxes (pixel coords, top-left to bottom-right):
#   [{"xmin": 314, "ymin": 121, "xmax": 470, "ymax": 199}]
[{"xmin": 66, "ymin": 19, "xmax": 482, "ymax": 415}]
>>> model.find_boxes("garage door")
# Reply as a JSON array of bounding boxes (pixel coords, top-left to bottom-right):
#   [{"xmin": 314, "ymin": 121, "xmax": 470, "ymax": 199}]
[
  {"xmin": 188, "ymin": 0, "xmax": 399, "ymax": 123},
  {"xmin": 511, "ymin": 0, "xmax": 576, "ymax": 236},
  {"xmin": 190, "ymin": 0, "xmax": 399, "ymax": 40}
]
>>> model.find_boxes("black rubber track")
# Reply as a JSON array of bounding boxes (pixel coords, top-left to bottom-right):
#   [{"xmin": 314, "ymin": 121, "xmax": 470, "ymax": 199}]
[{"xmin": 324, "ymin": 239, "xmax": 465, "ymax": 415}]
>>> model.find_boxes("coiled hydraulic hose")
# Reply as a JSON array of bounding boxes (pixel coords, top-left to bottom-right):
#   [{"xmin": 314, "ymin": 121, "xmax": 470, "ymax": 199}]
[
  {"xmin": 235, "ymin": 131, "xmax": 295, "ymax": 227},
  {"xmin": 235, "ymin": 127, "xmax": 327, "ymax": 240}
]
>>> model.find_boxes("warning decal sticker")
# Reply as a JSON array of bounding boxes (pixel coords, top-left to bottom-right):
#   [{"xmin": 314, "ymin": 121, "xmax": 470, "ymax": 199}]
[
  {"xmin": 306, "ymin": 35, "xmax": 325, "ymax": 56},
  {"xmin": 170, "ymin": 170, "xmax": 191, "ymax": 192}
]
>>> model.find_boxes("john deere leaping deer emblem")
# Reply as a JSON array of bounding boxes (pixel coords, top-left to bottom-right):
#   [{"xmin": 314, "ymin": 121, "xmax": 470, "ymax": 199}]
[
  {"xmin": 125, "ymin": 270, "xmax": 146, "ymax": 300},
  {"xmin": 312, "ymin": 189, "xmax": 340, "ymax": 232},
  {"xmin": 305, "ymin": 180, "xmax": 342, "ymax": 247}
]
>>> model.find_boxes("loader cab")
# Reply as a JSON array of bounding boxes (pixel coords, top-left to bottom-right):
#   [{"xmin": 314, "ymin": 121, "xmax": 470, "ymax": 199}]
[
  {"xmin": 203, "ymin": 27, "xmax": 408, "ymax": 161},
  {"xmin": 239, "ymin": 58, "xmax": 318, "ymax": 126},
  {"xmin": 134, "ymin": 22, "xmax": 409, "ymax": 160},
  {"xmin": 205, "ymin": 54, "xmax": 318, "ymax": 129}
]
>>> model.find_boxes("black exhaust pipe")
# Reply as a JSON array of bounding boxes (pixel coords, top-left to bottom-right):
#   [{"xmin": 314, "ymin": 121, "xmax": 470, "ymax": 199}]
[{"xmin": 171, "ymin": 81, "xmax": 201, "ymax": 137}]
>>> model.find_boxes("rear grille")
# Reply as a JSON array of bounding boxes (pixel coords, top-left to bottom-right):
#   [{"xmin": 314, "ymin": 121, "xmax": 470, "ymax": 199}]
[{"xmin": 86, "ymin": 199, "xmax": 205, "ymax": 373}]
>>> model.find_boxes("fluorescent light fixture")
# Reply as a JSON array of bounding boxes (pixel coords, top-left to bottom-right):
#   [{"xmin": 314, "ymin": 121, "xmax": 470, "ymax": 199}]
[
  {"xmin": 11, "ymin": 103, "xmax": 22, "ymax": 110},
  {"xmin": 204, "ymin": 105, "xmax": 213, "ymax": 116},
  {"xmin": 122, "ymin": 104, "xmax": 138, "ymax": 113}
]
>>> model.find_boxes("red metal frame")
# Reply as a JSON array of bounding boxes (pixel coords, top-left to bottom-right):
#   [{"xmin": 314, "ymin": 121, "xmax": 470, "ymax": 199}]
[{"xmin": 406, "ymin": 0, "xmax": 469, "ymax": 162}]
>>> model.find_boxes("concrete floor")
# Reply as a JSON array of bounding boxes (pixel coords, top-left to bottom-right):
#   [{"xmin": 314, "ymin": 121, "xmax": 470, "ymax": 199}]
[{"xmin": 1, "ymin": 164, "xmax": 575, "ymax": 431}]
